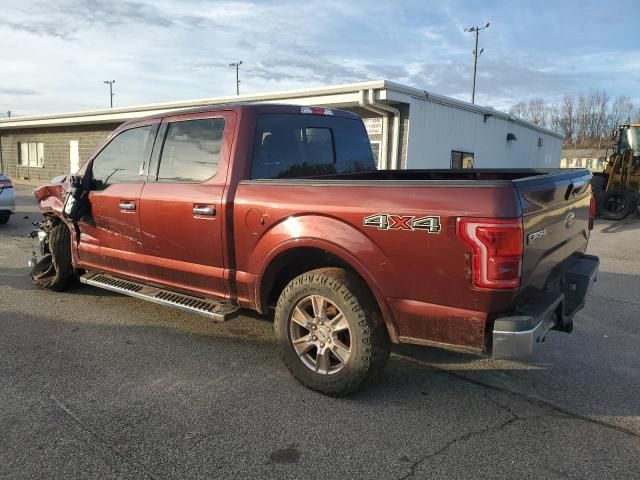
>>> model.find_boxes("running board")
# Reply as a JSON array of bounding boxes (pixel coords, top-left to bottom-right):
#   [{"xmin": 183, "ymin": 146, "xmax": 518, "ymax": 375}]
[{"xmin": 79, "ymin": 271, "xmax": 240, "ymax": 321}]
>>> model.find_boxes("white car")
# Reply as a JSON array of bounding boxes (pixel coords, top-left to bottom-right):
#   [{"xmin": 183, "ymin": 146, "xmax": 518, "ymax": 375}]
[{"xmin": 0, "ymin": 174, "xmax": 16, "ymax": 224}]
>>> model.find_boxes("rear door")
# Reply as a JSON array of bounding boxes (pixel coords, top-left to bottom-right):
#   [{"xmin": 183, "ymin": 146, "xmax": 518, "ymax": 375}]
[
  {"xmin": 138, "ymin": 111, "xmax": 236, "ymax": 299},
  {"xmin": 78, "ymin": 122, "xmax": 158, "ymax": 279},
  {"xmin": 516, "ymin": 169, "xmax": 592, "ymax": 293}
]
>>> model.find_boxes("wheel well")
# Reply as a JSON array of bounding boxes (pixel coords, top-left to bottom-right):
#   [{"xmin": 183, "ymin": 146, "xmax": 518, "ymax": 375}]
[{"xmin": 261, "ymin": 247, "xmax": 360, "ymax": 311}]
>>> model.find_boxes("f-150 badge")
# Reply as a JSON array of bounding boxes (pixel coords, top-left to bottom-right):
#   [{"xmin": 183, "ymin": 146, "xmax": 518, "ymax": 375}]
[{"xmin": 363, "ymin": 214, "xmax": 441, "ymax": 234}]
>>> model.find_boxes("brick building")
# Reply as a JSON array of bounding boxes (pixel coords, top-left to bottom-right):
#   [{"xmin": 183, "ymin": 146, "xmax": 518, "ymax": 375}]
[{"xmin": 0, "ymin": 80, "xmax": 562, "ymax": 181}]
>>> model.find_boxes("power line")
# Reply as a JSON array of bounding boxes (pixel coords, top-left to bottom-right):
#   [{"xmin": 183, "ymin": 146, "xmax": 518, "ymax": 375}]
[{"xmin": 464, "ymin": 22, "xmax": 490, "ymax": 104}]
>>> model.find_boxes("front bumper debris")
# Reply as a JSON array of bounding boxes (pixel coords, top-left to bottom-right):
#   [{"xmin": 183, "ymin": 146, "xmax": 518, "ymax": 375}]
[{"xmin": 492, "ymin": 254, "xmax": 599, "ymax": 360}]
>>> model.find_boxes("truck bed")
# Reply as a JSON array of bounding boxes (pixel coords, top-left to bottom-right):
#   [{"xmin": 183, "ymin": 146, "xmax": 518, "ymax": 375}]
[{"xmin": 244, "ymin": 168, "xmax": 588, "ymax": 184}]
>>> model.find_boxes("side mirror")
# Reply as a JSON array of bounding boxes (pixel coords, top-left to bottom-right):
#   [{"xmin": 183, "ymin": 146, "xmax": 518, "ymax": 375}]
[{"xmin": 63, "ymin": 174, "xmax": 89, "ymax": 221}]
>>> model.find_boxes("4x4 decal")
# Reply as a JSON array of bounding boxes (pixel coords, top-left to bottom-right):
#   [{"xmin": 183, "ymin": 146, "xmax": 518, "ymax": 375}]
[{"xmin": 363, "ymin": 213, "xmax": 441, "ymax": 234}]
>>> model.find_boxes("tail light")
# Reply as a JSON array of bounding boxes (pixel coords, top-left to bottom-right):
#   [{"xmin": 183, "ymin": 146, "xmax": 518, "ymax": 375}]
[
  {"xmin": 0, "ymin": 178, "xmax": 13, "ymax": 189},
  {"xmin": 457, "ymin": 218, "xmax": 523, "ymax": 289},
  {"xmin": 588, "ymin": 195, "xmax": 596, "ymax": 230}
]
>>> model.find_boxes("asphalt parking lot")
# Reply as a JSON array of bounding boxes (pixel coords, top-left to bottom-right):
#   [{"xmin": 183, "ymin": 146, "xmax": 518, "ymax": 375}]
[{"xmin": 1, "ymin": 184, "xmax": 639, "ymax": 479}]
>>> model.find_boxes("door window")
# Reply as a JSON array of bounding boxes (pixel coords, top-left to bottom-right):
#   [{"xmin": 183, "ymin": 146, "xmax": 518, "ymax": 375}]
[
  {"xmin": 157, "ymin": 118, "xmax": 225, "ymax": 183},
  {"xmin": 91, "ymin": 125, "xmax": 157, "ymax": 189}
]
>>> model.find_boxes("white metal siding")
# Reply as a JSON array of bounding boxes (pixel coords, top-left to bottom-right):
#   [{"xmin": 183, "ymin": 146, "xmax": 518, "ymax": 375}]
[{"xmin": 405, "ymin": 99, "xmax": 562, "ymax": 169}]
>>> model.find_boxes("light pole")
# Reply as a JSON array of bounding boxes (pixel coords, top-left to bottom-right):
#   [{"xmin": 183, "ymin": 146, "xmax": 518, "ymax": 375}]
[
  {"xmin": 464, "ymin": 22, "xmax": 490, "ymax": 104},
  {"xmin": 229, "ymin": 61, "xmax": 242, "ymax": 96},
  {"xmin": 103, "ymin": 80, "xmax": 116, "ymax": 108}
]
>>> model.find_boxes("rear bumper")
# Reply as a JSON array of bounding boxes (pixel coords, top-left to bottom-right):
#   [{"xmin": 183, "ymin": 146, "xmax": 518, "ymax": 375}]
[{"xmin": 492, "ymin": 254, "xmax": 599, "ymax": 360}]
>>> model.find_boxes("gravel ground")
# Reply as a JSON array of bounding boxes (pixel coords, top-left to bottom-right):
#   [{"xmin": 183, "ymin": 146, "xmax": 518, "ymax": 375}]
[{"xmin": 1, "ymin": 184, "xmax": 638, "ymax": 479}]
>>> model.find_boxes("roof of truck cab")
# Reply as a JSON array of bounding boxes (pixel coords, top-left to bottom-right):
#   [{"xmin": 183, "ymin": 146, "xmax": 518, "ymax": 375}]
[{"xmin": 119, "ymin": 103, "xmax": 360, "ymax": 126}]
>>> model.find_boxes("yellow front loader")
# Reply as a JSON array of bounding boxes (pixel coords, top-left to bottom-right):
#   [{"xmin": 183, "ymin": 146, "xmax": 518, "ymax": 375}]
[{"xmin": 592, "ymin": 124, "xmax": 640, "ymax": 220}]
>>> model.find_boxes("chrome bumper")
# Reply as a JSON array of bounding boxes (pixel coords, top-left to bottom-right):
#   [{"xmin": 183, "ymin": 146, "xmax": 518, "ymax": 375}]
[{"xmin": 492, "ymin": 254, "xmax": 599, "ymax": 360}]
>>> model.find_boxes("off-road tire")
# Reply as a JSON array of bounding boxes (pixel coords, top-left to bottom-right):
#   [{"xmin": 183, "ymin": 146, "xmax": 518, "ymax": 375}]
[
  {"xmin": 0, "ymin": 213, "xmax": 9, "ymax": 225},
  {"xmin": 274, "ymin": 267, "xmax": 390, "ymax": 396},
  {"xmin": 591, "ymin": 174, "xmax": 606, "ymax": 216},
  {"xmin": 30, "ymin": 223, "xmax": 73, "ymax": 291},
  {"xmin": 598, "ymin": 189, "xmax": 633, "ymax": 221}
]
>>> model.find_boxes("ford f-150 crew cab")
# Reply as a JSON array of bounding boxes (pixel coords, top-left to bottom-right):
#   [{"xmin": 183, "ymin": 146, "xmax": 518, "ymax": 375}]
[{"xmin": 31, "ymin": 103, "xmax": 599, "ymax": 395}]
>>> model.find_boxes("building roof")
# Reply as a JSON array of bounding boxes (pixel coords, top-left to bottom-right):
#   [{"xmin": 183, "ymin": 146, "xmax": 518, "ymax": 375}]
[{"xmin": 0, "ymin": 79, "xmax": 563, "ymax": 139}]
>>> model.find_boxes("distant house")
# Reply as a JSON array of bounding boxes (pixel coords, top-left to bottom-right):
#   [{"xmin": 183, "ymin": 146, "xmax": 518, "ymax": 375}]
[{"xmin": 560, "ymin": 149, "xmax": 608, "ymax": 172}]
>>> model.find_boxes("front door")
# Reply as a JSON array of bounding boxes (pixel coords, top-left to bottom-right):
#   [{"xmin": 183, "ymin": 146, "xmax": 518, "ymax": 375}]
[
  {"xmin": 77, "ymin": 122, "xmax": 158, "ymax": 280},
  {"xmin": 139, "ymin": 112, "xmax": 234, "ymax": 299}
]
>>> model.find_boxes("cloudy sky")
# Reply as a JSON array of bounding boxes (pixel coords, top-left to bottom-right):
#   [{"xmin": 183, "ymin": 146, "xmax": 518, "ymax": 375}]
[{"xmin": 1, "ymin": 0, "xmax": 638, "ymax": 117}]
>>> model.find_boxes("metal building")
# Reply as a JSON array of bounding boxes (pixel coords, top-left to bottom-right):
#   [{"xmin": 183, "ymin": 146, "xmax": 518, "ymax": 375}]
[{"xmin": 0, "ymin": 80, "xmax": 563, "ymax": 181}]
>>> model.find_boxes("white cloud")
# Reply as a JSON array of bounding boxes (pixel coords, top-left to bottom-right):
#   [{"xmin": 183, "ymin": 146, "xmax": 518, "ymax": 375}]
[{"xmin": 0, "ymin": 0, "xmax": 637, "ymax": 117}]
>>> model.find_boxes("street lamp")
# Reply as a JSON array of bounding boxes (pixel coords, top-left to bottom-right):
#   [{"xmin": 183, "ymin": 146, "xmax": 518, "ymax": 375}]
[
  {"xmin": 103, "ymin": 80, "xmax": 116, "ymax": 108},
  {"xmin": 229, "ymin": 61, "xmax": 242, "ymax": 96},
  {"xmin": 463, "ymin": 22, "xmax": 490, "ymax": 104}
]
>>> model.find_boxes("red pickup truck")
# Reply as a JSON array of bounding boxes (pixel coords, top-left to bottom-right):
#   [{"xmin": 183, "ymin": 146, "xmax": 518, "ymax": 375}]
[{"xmin": 31, "ymin": 103, "xmax": 599, "ymax": 395}]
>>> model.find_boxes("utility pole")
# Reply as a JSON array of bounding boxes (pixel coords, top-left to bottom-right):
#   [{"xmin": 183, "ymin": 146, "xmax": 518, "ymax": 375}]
[
  {"xmin": 103, "ymin": 80, "xmax": 116, "ymax": 108},
  {"xmin": 229, "ymin": 61, "xmax": 242, "ymax": 96},
  {"xmin": 464, "ymin": 22, "xmax": 490, "ymax": 104}
]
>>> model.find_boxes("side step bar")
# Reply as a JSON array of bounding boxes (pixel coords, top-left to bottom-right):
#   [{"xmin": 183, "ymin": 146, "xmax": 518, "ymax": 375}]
[{"xmin": 79, "ymin": 271, "xmax": 240, "ymax": 321}]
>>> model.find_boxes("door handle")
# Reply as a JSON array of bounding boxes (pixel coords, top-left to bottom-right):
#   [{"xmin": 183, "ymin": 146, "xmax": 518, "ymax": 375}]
[
  {"xmin": 193, "ymin": 206, "xmax": 216, "ymax": 216},
  {"xmin": 119, "ymin": 202, "xmax": 136, "ymax": 211}
]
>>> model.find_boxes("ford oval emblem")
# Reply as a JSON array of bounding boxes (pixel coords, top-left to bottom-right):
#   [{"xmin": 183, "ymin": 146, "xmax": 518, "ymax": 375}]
[{"xmin": 565, "ymin": 211, "xmax": 576, "ymax": 228}]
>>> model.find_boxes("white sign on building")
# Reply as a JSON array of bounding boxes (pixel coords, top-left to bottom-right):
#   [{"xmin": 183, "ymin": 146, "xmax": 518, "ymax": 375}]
[{"xmin": 363, "ymin": 117, "xmax": 382, "ymax": 136}]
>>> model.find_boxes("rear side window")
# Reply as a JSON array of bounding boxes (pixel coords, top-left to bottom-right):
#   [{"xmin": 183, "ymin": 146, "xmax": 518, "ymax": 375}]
[
  {"xmin": 250, "ymin": 114, "xmax": 376, "ymax": 179},
  {"xmin": 157, "ymin": 118, "xmax": 225, "ymax": 183},
  {"xmin": 91, "ymin": 125, "xmax": 157, "ymax": 190}
]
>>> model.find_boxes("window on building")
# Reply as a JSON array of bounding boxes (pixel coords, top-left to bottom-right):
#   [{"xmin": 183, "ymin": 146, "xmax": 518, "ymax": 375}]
[
  {"xmin": 156, "ymin": 118, "xmax": 225, "ymax": 183},
  {"xmin": 90, "ymin": 125, "xmax": 157, "ymax": 190},
  {"xmin": 451, "ymin": 151, "xmax": 474, "ymax": 169},
  {"xmin": 18, "ymin": 142, "xmax": 44, "ymax": 167},
  {"xmin": 250, "ymin": 114, "xmax": 376, "ymax": 179}
]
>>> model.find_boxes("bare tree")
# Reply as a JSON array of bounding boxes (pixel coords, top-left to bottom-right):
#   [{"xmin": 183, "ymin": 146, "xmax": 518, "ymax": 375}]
[
  {"xmin": 527, "ymin": 98, "xmax": 548, "ymax": 127},
  {"xmin": 609, "ymin": 96, "xmax": 635, "ymax": 134},
  {"xmin": 559, "ymin": 95, "xmax": 576, "ymax": 145},
  {"xmin": 509, "ymin": 102, "xmax": 528, "ymax": 120},
  {"xmin": 509, "ymin": 90, "xmax": 636, "ymax": 148}
]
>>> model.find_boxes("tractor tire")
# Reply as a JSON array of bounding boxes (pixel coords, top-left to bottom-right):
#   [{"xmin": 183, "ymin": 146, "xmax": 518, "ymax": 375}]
[
  {"xmin": 30, "ymin": 223, "xmax": 73, "ymax": 291},
  {"xmin": 274, "ymin": 267, "xmax": 390, "ymax": 396},
  {"xmin": 591, "ymin": 174, "xmax": 607, "ymax": 216},
  {"xmin": 598, "ymin": 189, "xmax": 634, "ymax": 221}
]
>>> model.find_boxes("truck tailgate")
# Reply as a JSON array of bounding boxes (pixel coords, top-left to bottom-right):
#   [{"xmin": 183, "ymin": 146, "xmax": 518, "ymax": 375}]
[{"xmin": 515, "ymin": 169, "xmax": 593, "ymax": 294}]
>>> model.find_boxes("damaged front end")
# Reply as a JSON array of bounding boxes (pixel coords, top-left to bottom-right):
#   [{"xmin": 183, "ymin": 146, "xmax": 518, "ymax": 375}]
[{"xmin": 28, "ymin": 174, "xmax": 89, "ymax": 270}]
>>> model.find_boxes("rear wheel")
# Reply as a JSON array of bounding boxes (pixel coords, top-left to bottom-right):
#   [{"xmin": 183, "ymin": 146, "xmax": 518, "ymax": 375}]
[
  {"xmin": 0, "ymin": 213, "xmax": 9, "ymax": 225},
  {"xmin": 30, "ymin": 223, "xmax": 73, "ymax": 291},
  {"xmin": 274, "ymin": 268, "xmax": 390, "ymax": 396},
  {"xmin": 598, "ymin": 189, "xmax": 633, "ymax": 220}
]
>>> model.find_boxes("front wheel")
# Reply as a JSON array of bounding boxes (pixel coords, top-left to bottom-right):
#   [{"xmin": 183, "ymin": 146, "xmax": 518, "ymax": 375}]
[
  {"xmin": 598, "ymin": 189, "xmax": 634, "ymax": 220},
  {"xmin": 30, "ymin": 222, "xmax": 73, "ymax": 291},
  {"xmin": 274, "ymin": 268, "xmax": 390, "ymax": 396}
]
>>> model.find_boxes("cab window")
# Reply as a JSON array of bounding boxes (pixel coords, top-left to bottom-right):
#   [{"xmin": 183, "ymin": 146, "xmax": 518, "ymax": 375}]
[
  {"xmin": 250, "ymin": 114, "xmax": 376, "ymax": 179},
  {"xmin": 91, "ymin": 125, "xmax": 157, "ymax": 190},
  {"xmin": 157, "ymin": 118, "xmax": 225, "ymax": 183}
]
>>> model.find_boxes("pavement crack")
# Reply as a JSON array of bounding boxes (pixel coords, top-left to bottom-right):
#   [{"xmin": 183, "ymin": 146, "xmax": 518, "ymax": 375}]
[
  {"xmin": 395, "ymin": 353, "xmax": 640, "ymax": 440},
  {"xmin": 50, "ymin": 395, "xmax": 160, "ymax": 480},
  {"xmin": 397, "ymin": 416, "xmax": 519, "ymax": 480}
]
